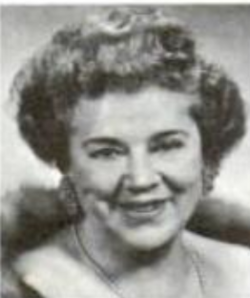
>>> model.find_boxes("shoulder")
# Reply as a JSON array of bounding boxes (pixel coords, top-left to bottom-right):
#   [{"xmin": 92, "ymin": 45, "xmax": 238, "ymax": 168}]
[
  {"xmin": 13, "ymin": 230, "xmax": 118, "ymax": 298},
  {"xmin": 183, "ymin": 231, "xmax": 250, "ymax": 298},
  {"xmin": 13, "ymin": 244, "xmax": 83, "ymax": 298}
]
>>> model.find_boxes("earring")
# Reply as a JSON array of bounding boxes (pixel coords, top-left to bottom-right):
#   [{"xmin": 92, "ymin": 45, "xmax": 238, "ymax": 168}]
[
  {"xmin": 58, "ymin": 175, "xmax": 84, "ymax": 222},
  {"xmin": 202, "ymin": 166, "xmax": 218, "ymax": 195}
]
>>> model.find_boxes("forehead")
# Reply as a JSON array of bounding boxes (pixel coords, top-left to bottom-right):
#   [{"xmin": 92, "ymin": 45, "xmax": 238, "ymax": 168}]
[{"xmin": 70, "ymin": 86, "xmax": 199, "ymax": 139}]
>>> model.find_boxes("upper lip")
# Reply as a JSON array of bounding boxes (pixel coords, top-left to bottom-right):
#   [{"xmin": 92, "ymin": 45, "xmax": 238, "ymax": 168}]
[{"xmin": 118, "ymin": 198, "xmax": 169, "ymax": 208}]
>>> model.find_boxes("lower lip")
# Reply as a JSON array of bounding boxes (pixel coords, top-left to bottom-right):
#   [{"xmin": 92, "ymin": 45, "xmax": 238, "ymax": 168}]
[{"xmin": 118, "ymin": 200, "xmax": 168, "ymax": 221}]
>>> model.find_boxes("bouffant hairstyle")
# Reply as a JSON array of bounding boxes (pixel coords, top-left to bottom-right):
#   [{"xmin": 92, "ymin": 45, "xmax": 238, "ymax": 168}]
[{"xmin": 12, "ymin": 8, "xmax": 245, "ymax": 173}]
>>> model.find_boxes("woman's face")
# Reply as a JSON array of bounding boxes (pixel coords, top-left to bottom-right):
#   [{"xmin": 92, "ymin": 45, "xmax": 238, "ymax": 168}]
[{"xmin": 69, "ymin": 86, "xmax": 203, "ymax": 251}]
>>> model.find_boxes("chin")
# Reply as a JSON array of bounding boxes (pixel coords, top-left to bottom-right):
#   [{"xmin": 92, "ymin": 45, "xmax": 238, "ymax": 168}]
[{"xmin": 114, "ymin": 223, "xmax": 181, "ymax": 252}]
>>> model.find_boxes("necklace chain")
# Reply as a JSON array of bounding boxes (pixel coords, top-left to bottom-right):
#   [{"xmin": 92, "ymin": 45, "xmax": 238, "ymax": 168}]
[
  {"xmin": 190, "ymin": 251, "xmax": 207, "ymax": 297},
  {"xmin": 73, "ymin": 224, "xmax": 126, "ymax": 298},
  {"xmin": 184, "ymin": 245, "xmax": 206, "ymax": 298},
  {"xmin": 73, "ymin": 224, "xmax": 205, "ymax": 298}
]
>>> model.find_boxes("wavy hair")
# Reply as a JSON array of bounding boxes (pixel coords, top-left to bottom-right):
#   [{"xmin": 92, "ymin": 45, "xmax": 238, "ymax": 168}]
[{"xmin": 12, "ymin": 7, "xmax": 245, "ymax": 173}]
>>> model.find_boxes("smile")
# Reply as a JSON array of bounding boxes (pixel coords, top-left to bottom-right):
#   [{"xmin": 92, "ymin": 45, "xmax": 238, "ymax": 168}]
[{"xmin": 118, "ymin": 199, "xmax": 168, "ymax": 220}]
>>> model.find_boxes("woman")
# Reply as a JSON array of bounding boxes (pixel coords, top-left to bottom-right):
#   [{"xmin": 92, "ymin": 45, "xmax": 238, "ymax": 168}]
[{"xmin": 6, "ymin": 7, "xmax": 250, "ymax": 298}]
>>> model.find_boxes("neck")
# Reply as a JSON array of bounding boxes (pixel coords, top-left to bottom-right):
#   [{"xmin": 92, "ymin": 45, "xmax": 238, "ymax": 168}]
[{"xmin": 75, "ymin": 218, "xmax": 190, "ymax": 287}]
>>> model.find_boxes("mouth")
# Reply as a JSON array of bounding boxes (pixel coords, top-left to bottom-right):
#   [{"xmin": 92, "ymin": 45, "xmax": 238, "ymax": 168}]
[{"xmin": 117, "ymin": 199, "xmax": 169, "ymax": 220}]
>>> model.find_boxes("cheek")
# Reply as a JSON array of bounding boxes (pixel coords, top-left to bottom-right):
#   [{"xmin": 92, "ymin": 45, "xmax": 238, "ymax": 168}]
[
  {"xmin": 157, "ymin": 148, "xmax": 203, "ymax": 188},
  {"xmin": 174, "ymin": 146, "xmax": 204, "ymax": 219},
  {"xmin": 168, "ymin": 152, "xmax": 203, "ymax": 223},
  {"xmin": 177, "ymin": 152, "xmax": 203, "ymax": 183},
  {"xmin": 72, "ymin": 164, "xmax": 126, "ymax": 217},
  {"xmin": 71, "ymin": 157, "xmax": 126, "ymax": 197}
]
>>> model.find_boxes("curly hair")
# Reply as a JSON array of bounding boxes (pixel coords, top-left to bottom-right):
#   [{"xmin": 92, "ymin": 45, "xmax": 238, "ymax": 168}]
[{"xmin": 12, "ymin": 7, "xmax": 245, "ymax": 173}]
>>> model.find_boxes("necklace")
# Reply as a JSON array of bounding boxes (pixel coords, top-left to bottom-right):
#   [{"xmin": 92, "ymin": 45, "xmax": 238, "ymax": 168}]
[
  {"xmin": 183, "ymin": 244, "xmax": 206, "ymax": 298},
  {"xmin": 73, "ymin": 224, "xmax": 205, "ymax": 298},
  {"xmin": 73, "ymin": 224, "xmax": 126, "ymax": 298}
]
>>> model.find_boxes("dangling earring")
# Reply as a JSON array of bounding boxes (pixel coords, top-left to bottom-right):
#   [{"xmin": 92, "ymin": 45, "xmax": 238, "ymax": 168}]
[
  {"xmin": 58, "ymin": 175, "xmax": 84, "ymax": 223},
  {"xmin": 202, "ymin": 166, "xmax": 218, "ymax": 195}
]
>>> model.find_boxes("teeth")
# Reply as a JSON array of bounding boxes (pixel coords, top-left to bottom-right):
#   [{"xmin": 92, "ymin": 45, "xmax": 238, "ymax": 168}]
[{"xmin": 120, "ymin": 200, "xmax": 166, "ymax": 213}]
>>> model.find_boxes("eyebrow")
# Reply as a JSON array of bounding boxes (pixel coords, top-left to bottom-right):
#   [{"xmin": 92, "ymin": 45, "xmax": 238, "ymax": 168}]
[
  {"xmin": 82, "ymin": 137, "xmax": 125, "ymax": 148},
  {"xmin": 151, "ymin": 130, "xmax": 188, "ymax": 141},
  {"xmin": 82, "ymin": 131, "xmax": 188, "ymax": 147}
]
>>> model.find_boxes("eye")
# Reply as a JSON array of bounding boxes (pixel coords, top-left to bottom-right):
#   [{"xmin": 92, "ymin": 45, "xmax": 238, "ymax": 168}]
[
  {"xmin": 150, "ymin": 139, "xmax": 184, "ymax": 153},
  {"xmin": 88, "ymin": 147, "xmax": 125, "ymax": 160}
]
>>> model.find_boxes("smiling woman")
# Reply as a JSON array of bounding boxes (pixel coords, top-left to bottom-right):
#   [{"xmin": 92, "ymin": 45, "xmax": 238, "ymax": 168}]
[
  {"xmin": 3, "ymin": 6, "xmax": 250, "ymax": 298},
  {"xmin": 69, "ymin": 87, "xmax": 203, "ymax": 252}
]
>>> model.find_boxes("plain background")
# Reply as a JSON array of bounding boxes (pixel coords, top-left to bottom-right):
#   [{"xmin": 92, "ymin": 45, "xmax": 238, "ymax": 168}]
[{"xmin": 1, "ymin": 5, "xmax": 250, "ymax": 208}]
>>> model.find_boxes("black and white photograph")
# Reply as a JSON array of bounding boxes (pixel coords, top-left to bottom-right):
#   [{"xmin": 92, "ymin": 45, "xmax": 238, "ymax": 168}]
[{"xmin": 1, "ymin": 4, "xmax": 250, "ymax": 298}]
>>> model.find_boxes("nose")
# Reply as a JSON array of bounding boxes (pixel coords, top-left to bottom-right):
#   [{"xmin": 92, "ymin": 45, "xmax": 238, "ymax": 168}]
[{"xmin": 126, "ymin": 148, "xmax": 159, "ymax": 193}]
